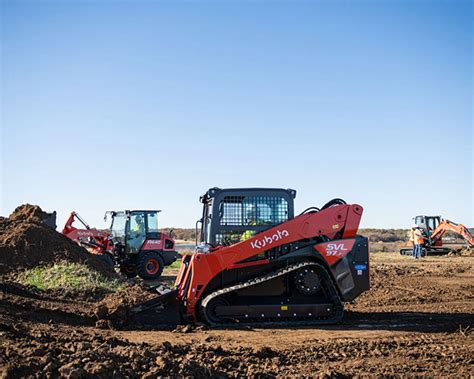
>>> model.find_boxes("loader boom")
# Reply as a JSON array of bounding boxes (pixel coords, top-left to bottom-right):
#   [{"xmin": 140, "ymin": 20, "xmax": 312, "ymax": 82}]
[{"xmin": 62, "ymin": 211, "xmax": 111, "ymax": 254}]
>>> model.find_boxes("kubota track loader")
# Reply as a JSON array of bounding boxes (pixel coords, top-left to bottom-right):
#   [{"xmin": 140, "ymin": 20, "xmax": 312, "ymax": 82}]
[{"xmin": 130, "ymin": 187, "xmax": 370, "ymax": 327}]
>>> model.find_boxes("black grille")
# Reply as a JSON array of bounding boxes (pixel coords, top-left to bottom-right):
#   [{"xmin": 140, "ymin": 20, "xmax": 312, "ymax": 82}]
[{"xmin": 220, "ymin": 196, "xmax": 289, "ymax": 226}]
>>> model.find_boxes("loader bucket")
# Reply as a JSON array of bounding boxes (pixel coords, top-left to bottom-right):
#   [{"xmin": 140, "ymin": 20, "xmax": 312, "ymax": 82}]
[
  {"xmin": 127, "ymin": 287, "xmax": 183, "ymax": 329},
  {"xmin": 43, "ymin": 211, "xmax": 57, "ymax": 230}
]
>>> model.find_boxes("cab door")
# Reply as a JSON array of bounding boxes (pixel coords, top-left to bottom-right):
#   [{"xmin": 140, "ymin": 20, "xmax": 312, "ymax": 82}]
[{"xmin": 125, "ymin": 212, "xmax": 147, "ymax": 254}]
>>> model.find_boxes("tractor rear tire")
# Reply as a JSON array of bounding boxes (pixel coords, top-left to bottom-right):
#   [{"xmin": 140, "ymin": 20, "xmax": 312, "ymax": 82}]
[{"xmin": 136, "ymin": 251, "xmax": 164, "ymax": 280}]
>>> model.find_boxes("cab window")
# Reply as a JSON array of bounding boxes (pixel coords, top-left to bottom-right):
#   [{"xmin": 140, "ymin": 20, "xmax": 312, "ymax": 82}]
[
  {"xmin": 220, "ymin": 195, "xmax": 289, "ymax": 226},
  {"xmin": 129, "ymin": 213, "xmax": 146, "ymax": 234},
  {"xmin": 111, "ymin": 213, "xmax": 126, "ymax": 238},
  {"xmin": 147, "ymin": 213, "xmax": 159, "ymax": 233}
]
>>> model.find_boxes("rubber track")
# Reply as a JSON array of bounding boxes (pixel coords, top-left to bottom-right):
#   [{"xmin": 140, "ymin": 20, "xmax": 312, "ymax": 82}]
[{"xmin": 201, "ymin": 261, "xmax": 344, "ymax": 327}]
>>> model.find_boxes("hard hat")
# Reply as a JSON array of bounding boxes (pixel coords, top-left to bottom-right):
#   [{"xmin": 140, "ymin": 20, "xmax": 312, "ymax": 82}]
[{"xmin": 412, "ymin": 224, "xmax": 418, "ymax": 229}]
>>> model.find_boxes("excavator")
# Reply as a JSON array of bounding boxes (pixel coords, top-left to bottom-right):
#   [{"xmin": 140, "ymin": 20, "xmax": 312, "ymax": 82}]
[
  {"xmin": 129, "ymin": 187, "xmax": 370, "ymax": 327},
  {"xmin": 400, "ymin": 215, "xmax": 474, "ymax": 256}
]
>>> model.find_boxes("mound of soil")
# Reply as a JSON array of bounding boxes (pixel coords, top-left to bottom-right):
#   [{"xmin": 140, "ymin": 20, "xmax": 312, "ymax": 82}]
[
  {"xmin": 95, "ymin": 284, "xmax": 158, "ymax": 328},
  {"xmin": 8, "ymin": 204, "xmax": 54, "ymax": 225},
  {"xmin": 0, "ymin": 204, "xmax": 115, "ymax": 278}
]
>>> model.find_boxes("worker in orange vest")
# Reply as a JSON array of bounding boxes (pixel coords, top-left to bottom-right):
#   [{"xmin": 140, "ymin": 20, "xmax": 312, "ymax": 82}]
[{"xmin": 413, "ymin": 226, "xmax": 424, "ymax": 259}]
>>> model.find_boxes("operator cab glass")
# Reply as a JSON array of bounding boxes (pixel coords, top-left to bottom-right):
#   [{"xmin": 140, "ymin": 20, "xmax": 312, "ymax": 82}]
[
  {"xmin": 426, "ymin": 217, "xmax": 440, "ymax": 232},
  {"xmin": 110, "ymin": 212, "xmax": 127, "ymax": 243},
  {"xmin": 414, "ymin": 216, "xmax": 425, "ymax": 229},
  {"xmin": 220, "ymin": 196, "xmax": 289, "ymax": 226},
  {"xmin": 126, "ymin": 212, "xmax": 146, "ymax": 254},
  {"xmin": 109, "ymin": 210, "xmax": 162, "ymax": 253},
  {"xmin": 126, "ymin": 211, "xmax": 161, "ymax": 253},
  {"xmin": 415, "ymin": 216, "xmax": 441, "ymax": 233},
  {"xmin": 147, "ymin": 212, "xmax": 159, "ymax": 233},
  {"xmin": 415, "ymin": 216, "xmax": 440, "ymax": 234},
  {"xmin": 200, "ymin": 188, "xmax": 295, "ymax": 246}
]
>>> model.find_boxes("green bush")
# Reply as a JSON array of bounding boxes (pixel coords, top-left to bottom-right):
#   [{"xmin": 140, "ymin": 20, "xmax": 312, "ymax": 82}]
[{"xmin": 18, "ymin": 261, "xmax": 122, "ymax": 292}]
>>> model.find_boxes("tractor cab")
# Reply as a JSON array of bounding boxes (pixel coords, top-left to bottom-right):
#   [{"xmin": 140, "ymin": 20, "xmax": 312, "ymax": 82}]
[
  {"xmin": 198, "ymin": 187, "xmax": 296, "ymax": 246},
  {"xmin": 108, "ymin": 210, "xmax": 161, "ymax": 253},
  {"xmin": 414, "ymin": 215, "xmax": 441, "ymax": 236}
]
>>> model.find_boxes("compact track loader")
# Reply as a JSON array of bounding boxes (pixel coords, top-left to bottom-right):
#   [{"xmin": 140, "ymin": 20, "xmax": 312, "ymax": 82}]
[{"xmin": 130, "ymin": 188, "xmax": 370, "ymax": 327}]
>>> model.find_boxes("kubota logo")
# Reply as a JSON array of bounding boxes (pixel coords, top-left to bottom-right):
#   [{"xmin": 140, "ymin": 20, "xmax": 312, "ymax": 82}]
[
  {"xmin": 250, "ymin": 229, "xmax": 289, "ymax": 249},
  {"xmin": 326, "ymin": 243, "xmax": 348, "ymax": 256},
  {"xmin": 77, "ymin": 231, "xmax": 95, "ymax": 237}
]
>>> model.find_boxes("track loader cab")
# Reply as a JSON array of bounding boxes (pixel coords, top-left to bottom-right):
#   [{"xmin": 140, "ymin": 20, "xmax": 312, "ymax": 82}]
[{"xmin": 199, "ymin": 187, "xmax": 297, "ymax": 247}]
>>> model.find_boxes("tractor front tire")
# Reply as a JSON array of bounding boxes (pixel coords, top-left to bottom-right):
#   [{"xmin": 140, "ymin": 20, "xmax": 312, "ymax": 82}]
[{"xmin": 136, "ymin": 251, "xmax": 164, "ymax": 280}]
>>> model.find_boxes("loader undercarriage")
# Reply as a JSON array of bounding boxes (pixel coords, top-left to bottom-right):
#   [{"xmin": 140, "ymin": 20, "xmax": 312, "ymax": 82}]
[
  {"xmin": 200, "ymin": 261, "xmax": 343, "ymax": 326},
  {"xmin": 128, "ymin": 261, "xmax": 344, "ymax": 329}
]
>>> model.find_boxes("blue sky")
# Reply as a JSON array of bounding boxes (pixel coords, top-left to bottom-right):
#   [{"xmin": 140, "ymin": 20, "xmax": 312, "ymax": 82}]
[{"xmin": 1, "ymin": 0, "xmax": 472, "ymax": 229}]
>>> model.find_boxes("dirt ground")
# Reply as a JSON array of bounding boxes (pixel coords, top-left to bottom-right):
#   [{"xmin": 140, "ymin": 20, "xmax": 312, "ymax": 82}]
[{"xmin": 1, "ymin": 252, "xmax": 473, "ymax": 377}]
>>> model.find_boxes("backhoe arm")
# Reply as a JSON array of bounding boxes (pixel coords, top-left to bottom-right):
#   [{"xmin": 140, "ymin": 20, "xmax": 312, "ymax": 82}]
[{"xmin": 430, "ymin": 220, "xmax": 474, "ymax": 247}]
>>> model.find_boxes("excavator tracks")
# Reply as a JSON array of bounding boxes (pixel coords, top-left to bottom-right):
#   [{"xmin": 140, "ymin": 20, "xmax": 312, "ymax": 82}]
[{"xmin": 200, "ymin": 261, "xmax": 344, "ymax": 327}]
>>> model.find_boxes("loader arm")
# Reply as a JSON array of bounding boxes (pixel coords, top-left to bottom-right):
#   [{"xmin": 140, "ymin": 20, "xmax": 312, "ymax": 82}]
[
  {"xmin": 62, "ymin": 212, "xmax": 79, "ymax": 235},
  {"xmin": 62, "ymin": 211, "xmax": 111, "ymax": 253},
  {"xmin": 430, "ymin": 220, "xmax": 474, "ymax": 247}
]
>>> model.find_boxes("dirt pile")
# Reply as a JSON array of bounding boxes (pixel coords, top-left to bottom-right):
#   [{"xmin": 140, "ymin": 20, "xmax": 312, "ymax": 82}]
[
  {"xmin": 8, "ymin": 204, "xmax": 55, "ymax": 225},
  {"xmin": 95, "ymin": 284, "xmax": 159, "ymax": 328},
  {"xmin": 0, "ymin": 204, "xmax": 115, "ymax": 278}
]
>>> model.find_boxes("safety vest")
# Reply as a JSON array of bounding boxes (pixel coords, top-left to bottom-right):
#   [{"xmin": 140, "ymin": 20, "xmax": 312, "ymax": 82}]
[
  {"xmin": 240, "ymin": 230, "xmax": 255, "ymax": 241},
  {"xmin": 414, "ymin": 230, "xmax": 424, "ymax": 245},
  {"xmin": 133, "ymin": 224, "xmax": 144, "ymax": 233}
]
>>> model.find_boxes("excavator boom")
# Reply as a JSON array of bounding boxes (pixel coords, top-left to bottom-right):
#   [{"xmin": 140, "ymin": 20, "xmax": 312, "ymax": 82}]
[{"xmin": 430, "ymin": 220, "xmax": 474, "ymax": 247}]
